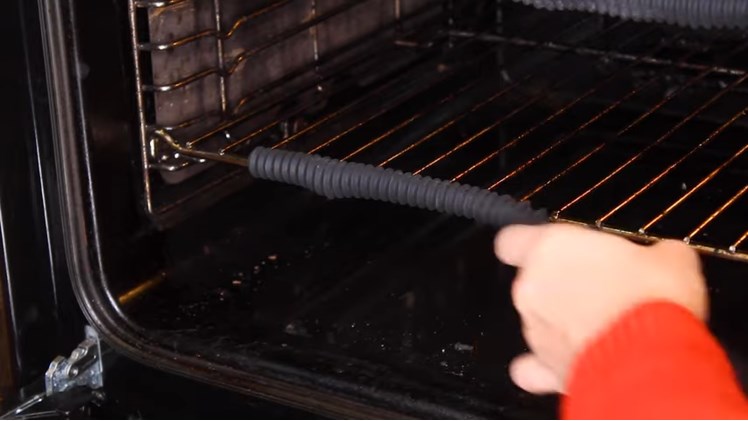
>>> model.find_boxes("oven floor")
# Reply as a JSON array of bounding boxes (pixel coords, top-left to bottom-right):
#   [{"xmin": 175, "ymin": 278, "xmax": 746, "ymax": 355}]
[
  {"xmin": 126, "ymin": 179, "xmax": 748, "ymax": 418},
  {"xmin": 131, "ymin": 184, "xmax": 558, "ymax": 418}
]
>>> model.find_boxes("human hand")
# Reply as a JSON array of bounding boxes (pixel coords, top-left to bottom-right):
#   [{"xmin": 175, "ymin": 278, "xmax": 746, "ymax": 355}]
[{"xmin": 494, "ymin": 224, "xmax": 708, "ymax": 395}]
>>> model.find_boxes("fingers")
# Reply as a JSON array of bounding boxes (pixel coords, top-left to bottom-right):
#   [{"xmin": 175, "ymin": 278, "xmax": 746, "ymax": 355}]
[
  {"xmin": 499, "ymin": 226, "xmax": 561, "ymax": 395},
  {"xmin": 509, "ymin": 353, "xmax": 562, "ymax": 395},
  {"xmin": 651, "ymin": 239, "xmax": 709, "ymax": 320},
  {"xmin": 494, "ymin": 224, "xmax": 548, "ymax": 267}
]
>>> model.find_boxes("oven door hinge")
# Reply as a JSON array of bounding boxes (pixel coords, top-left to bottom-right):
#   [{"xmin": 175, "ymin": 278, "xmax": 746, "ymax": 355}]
[
  {"xmin": 44, "ymin": 326, "xmax": 103, "ymax": 396},
  {"xmin": 1, "ymin": 327, "xmax": 105, "ymax": 419}
]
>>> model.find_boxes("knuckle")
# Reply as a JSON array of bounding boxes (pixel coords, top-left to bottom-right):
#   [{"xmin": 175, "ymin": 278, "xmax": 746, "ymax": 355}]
[{"xmin": 511, "ymin": 274, "xmax": 537, "ymax": 315}]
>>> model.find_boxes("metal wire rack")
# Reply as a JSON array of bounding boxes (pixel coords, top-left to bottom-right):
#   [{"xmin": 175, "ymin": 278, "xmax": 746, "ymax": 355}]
[
  {"xmin": 131, "ymin": 1, "xmax": 748, "ymax": 261},
  {"xmin": 129, "ymin": 0, "xmax": 453, "ymax": 214}
]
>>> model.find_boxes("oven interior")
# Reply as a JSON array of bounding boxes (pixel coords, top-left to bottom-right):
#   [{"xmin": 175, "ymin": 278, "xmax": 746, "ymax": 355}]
[{"xmin": 53, "ymin": 0, "xmax": 748, "ymax": 417}]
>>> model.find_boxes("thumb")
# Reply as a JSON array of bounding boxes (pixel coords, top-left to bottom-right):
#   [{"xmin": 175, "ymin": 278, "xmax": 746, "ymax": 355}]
[
  {"xmin": 495, "ymin": 225, "xmax": 548, "ymax": 267},
  {"xmin": 509, "ymin": 353, "xmax": 562, "ymax": 395}
]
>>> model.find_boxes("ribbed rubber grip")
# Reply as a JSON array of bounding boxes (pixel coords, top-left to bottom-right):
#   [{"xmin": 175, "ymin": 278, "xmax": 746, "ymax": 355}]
[
  {"xmin": 513, "ymin": 0, "xmax": 748, "ymax": 29},
  {"xmin": 248, "ymin": 147, "xmax": 548, "ymax": 228}
]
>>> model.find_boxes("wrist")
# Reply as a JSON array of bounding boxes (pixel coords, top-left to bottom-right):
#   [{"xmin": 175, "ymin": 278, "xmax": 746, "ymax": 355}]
[{"xmin": 561, "ymin": 301, "xmax": 736, "ymax": 419}]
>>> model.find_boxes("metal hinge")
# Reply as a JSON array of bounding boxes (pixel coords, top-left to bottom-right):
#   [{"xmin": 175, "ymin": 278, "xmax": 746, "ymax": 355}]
[
  {"xmin": 44, "ymin": 326, "xmax": 103, "ymax": 395},
  {"xmin": 1, "ymin": 327, "xmax": 105, "ymax": 419}
]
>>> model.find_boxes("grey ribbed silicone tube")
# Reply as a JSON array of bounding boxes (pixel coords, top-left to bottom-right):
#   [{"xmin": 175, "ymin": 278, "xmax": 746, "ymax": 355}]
[
  {"xmin": 248, "ymin": 147, "xmax": 548, "ymax": 227},
  {"xmin": 513, "ymin": 0, "xmax": 748, "ymax": 28}
]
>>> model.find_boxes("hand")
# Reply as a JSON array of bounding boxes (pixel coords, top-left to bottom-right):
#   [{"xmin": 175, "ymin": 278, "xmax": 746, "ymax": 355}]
[{"xmin": 494, "ymin": 224, "xmax": 708, "ymax": 395}]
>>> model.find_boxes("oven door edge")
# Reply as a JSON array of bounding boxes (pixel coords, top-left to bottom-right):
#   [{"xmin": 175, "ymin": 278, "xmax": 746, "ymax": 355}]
[{"xmin": 1, "ymin": 0, "xmax": 91, "ymax": 408}]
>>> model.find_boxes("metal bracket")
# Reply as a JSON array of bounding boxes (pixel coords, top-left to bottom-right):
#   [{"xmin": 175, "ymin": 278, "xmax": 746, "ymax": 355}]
[{"xmin": 44, "ymin": 326, "xmax": 103, "ymax": 395}]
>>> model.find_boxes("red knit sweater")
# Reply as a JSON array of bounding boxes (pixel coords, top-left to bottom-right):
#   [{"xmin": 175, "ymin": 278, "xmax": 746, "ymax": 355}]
[{"xmin": 562, "ymin": 302, "xmax": 748, "ymax": 419}]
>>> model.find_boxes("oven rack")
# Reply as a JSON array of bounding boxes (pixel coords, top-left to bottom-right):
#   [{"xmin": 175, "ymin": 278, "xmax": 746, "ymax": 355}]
[{"xmin": 134, "ymin": 2, "xmax": 748, "ymax": 261}]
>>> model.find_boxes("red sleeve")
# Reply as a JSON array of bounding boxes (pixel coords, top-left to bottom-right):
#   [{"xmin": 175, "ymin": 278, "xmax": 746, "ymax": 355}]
[{"xmin": 562, "ymin": 301, "xmax": 748, "ymax": 419}]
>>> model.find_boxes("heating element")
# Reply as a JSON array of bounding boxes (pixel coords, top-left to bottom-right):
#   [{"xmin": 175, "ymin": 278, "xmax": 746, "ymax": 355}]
[{"xmin": 129, "ymin": 0, "xmax": 748, "ymax": 261}]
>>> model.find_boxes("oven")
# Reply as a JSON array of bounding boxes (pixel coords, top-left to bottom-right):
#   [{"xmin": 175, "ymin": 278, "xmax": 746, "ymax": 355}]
[{"xmin": 3, "ymin": 0, "xmax": 748, "ymax": 417}]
